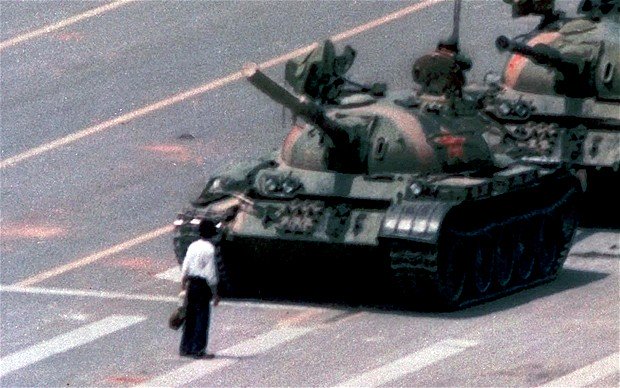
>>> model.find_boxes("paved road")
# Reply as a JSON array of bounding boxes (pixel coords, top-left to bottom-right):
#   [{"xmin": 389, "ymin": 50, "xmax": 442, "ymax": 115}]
[{"xmin": 1, "ymin": 0, "xmax": 618, "ymax": 386}]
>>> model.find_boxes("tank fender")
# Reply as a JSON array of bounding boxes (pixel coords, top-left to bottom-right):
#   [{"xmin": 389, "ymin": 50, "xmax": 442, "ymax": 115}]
[{"xmin": 379, "ymin": 200, "xmax": 457, "ymax": 244}]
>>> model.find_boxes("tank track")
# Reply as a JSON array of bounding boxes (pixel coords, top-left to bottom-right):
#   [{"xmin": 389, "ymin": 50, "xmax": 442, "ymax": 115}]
[{"xmin": 387, "ymin": 181, "xmax": 579, "ymax": 310}]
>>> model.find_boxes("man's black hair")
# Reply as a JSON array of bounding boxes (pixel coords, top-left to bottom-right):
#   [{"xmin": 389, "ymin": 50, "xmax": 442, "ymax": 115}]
[{"xmin": 199, "ymin": 219, "xmax": 217, "ymax": 239}]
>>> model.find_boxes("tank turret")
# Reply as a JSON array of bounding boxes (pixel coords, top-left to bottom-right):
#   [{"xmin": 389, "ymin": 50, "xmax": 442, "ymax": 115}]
[
  {"xmin": 242, "ymin": 46, "xmax": 494, "ymax": 177},
  {"xmin": 497, "ymin": 0, "xmax": 619, "ymax": 101},
  {"xmin": 495, "ymin": 35, "xmax": 594, "ymax": 98},
  {"xmin": 486, "ymin": 0, "xmax": 619, "ymax": 174},
  {"xmin": 241, "ymin": 62, "xmax": 368, "ymax": 174},
  {"xmin": 495, "ymin": 33, "xmax": 619, "ymax": 99}
]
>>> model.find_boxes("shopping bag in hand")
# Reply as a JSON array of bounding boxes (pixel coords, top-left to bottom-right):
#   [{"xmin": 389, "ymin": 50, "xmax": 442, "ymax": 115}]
[{"xmin": 168, "ymin": 291, "xmax": 187, "ymax": 330}]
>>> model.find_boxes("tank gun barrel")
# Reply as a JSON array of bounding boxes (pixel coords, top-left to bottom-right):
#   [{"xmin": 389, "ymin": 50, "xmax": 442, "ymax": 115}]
[
  {"xmin": 495, "ymin": 35, "xmax": 581, "ymax": 74},
  {"xmin": 242, "ymin": 63, "xmax": 341, "ymax": 135}
]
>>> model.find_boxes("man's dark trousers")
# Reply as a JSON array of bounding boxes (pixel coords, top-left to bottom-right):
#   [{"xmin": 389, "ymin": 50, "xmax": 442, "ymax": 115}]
[{"xmin": 180, "ymin": 276, "xmax": 212, "ymax": 356}]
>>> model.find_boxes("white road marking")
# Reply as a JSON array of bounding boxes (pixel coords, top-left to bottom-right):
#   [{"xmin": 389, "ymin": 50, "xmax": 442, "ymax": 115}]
[
  {"xmin": 0, "ymin": 284, "xmax": 177, "ymax": 303},
  {"xmin": 155, "ymin": 266, "xmax": 181, "ymax": 282},
  {"xmin": 0, "ymin": 314, "xmax": 145, "ymax": 378},
  {"xmin": 0, "ymin": 0, "xmax": 446, "ymax": 169},
  {"xmin": 0, "ymin": 284, "xmax": 322, "ymax": 311},
  {"xmin": 538, "ymin": 353, "xmax": 620, "ymax": 387},
  {"xmin": 219, "ymin": 326, "xmax": 314, "ymax": 357},
  {"xmin": 333, "ymin": 339, "xmax": 478, "ymax": 387},
  {"xmin": 218, "ymin": 300, "xmax": 318, "ymax": 312},
  {"xmin": 141, "ymin": 326, "xmax": 314, "ymax": 387},
  {"xmin": 139, "ymin": 359, "xmax": 236, "ymax": 387},
  {"xmin": 11, "ymin": 225, "xmax": 173, "ymax": 287},
  {"xmin": 0, "ymin": 0, "xmax": 136, "ymax": 52}
]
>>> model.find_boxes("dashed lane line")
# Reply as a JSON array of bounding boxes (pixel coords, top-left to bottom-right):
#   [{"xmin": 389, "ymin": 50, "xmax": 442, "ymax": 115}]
[
  {"xmin": 333, "ymin": 339, "xmax": 478, "ymax": 387},
  {"xmin": 0, "ymin": 0, "xmax": 446, "ymax": 169},
  {"xmin": 538, "ymin": 353, "xmax": 620, "ymax": 387},
  {"xmin": 10, "ymin": 225, "xmax": 173, "ymax": 287},
  {"xmin": 0, "ymin": 0, "xmax": 137, "ymax": 52},
  {"xmin": 0, "ymin": 315, "xmax": 146, "ymax": 378},
  {"xmin": 140, "ymin": 326, "xmax": 315, "ymax": 387},
  {"xmin": 0, "ymin": 284, "xmax": 323, "ymax": 311}
]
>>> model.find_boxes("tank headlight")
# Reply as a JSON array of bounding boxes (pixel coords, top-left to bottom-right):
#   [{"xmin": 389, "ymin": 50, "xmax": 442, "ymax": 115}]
[
  {"xmin": 514, "ymin": 103, "xmax": 530, "ymax": 118},
  {"xmin": 210, "ymin": 178, "xmax": 223, "ymax": 192},
  {"xmin": 189, "ymin": 218, "xmax": 201, "ymax": 225},
  {"xmin": 282, "ymin": 179, "xmax": 297, "ymax": 194},
  {"xmin": 173, "ymin": 219, "xmax": 184, "ymax": 226},
  {"xmin": 265, "ymin": 177, "xmax": 279, "ymax": 192},
  {"xmin": 498, "ymin": 102, "xmax": 512, "ymax": 116},
  {"xmin": 483, "ymin": 71, "xmax": 501, "ymax": 88},
  {"xmin": 409, "ymin": 182, "xmax": 423, "ymax": 196}
]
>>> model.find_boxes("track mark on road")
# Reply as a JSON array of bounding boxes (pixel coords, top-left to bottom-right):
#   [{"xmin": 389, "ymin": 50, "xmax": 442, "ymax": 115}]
[
  {"xmin": 140, "ymin": 326, "xmax": 314, "ymax": 387},
  {"xmin": 0, "ymin": 0, "xmax": 446, "ymax": 169},
  {"xmin": 11, "ymin": 225, "xmax": 173, "ymax": 287},
  {"xmin": 0, "ymin": 315, "xmax": 145, "ymax": 378},
  {"xmin": 538, "ymin": 353, "xmax": 620, "ymax": 387},
  {"xmin": 0, "ymin": 0, "xmax": 136, "ymax": 52},
  {"xmin": 333, "ymin": 339, "xmax": 478, "ymax": 387},
  {"xmin": 0, "ymin": 223, "xmax": 66, "ymax": 240}
]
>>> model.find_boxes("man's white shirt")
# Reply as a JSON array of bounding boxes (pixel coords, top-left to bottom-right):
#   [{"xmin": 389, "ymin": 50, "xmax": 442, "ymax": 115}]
[{"xmin": 181, "ymin": 239, "xmax": 219, "ymax": 292}]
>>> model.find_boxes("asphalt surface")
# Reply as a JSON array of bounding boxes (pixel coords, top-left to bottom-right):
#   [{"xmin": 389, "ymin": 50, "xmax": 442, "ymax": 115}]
[{"xmin": 1, "ymin": 0, "xmax": 618, "ymax": 387}]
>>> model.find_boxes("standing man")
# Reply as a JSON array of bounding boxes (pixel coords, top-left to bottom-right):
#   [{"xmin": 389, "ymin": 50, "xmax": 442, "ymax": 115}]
[{"xmin": 179, "ymin": 219, "xmax": 221, "ymax": 359}]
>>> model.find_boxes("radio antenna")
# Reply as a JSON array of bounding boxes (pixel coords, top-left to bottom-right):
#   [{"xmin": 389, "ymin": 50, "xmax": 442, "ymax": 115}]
[{"xmin": 443, "ymin": 0, "xmax": 462, "ymax": 52}]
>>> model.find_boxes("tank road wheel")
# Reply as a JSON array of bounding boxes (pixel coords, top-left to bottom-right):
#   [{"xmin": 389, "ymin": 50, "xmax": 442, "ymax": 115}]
[
  {"xmin": 435, "ymin": 236, "xmax": 467, "ymax": 307},
  {"xmin": 215, "ymin": 242, "xmax": 253, "ymax": 297},
  {"xmin": 554, "ymin": 204, "xmax": 578, "ymax": 269},
  {"xmin": 494, "ymin": 231, "xmax": 514, "ymax": 289},
  {"xmin": 534, "ymin": 217, "xmax": 556, "ymax": 278},
  {"xmin": 470, "ymin": 236, "xmax": 493, "ymax": 296},
  {"xmin": 214, "ymin": 249, "xmax": 236, "ymax": 296},
  {"xmin": 514, "ymin": 225, "xmax": 535, "ymax": 282},
  {"xmin": 545, "ymin": 201, "xmax": 578, "ymax": 276}
]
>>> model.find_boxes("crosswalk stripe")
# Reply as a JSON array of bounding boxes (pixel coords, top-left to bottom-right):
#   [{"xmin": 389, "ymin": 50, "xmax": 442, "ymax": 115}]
[
  {"xmin": 154, "ymin": 266, "xmax": 181, "ymax": 282},
  {"xmin": 538, "ymin": 352, "xmax": 619, "ymax": 387},
  {"xmin": 0, "ymin": 315, "xmax": 145, "ymax": 378},
  {"xmin": 333, "ymin": 339, "xmax": 478, "ymax": 387},
  {"xmin": 219, "ymin": 327, "xmax": 314, "ymax": 357},
  {"xmin": 141, "ymin": 326, "xmax": 314, "ymax": 387}
]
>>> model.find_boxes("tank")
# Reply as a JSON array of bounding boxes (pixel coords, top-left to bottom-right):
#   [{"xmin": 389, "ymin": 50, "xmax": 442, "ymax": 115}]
[
  {"xmin": 484, "ymin": 0, "xmax": 619, "ymax": 180},
  {"xmin": 172, "ymin": 28, "xmax": 581, "ymax": 309}
]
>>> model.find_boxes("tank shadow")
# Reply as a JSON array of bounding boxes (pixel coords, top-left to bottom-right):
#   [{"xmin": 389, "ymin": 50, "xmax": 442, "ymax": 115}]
[
  {"xmin": 221, "ymin": 267, "xmax": 608, "ymax": 318},
  {"xmin": 444, "ymin": 268, "xmax": 609, "ymax": 318},
  {"xmin": 577, "ymin": 170, "xmax": 620, "ymax": 229}
]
